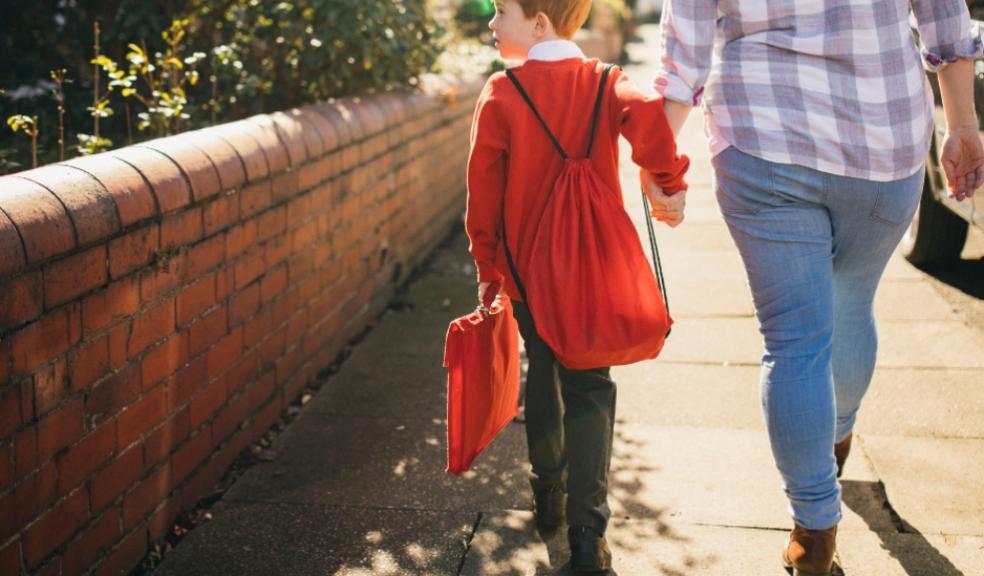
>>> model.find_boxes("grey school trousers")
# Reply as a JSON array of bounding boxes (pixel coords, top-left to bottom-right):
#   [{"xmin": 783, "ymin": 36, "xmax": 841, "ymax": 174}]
[{"xmin": 512, "ymin": 300, "xmax": 617, "ymax": 536}]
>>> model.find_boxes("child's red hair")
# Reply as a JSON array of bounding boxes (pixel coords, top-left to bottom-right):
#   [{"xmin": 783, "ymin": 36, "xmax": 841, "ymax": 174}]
[{"xmin": 516, "ymin": 0, "xmax": 593, "ymax": 38}]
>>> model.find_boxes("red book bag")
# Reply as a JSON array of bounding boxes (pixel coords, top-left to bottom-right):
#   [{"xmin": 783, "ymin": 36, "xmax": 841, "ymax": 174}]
[
  {"xmin": 444, "ymin": 282, "xmax": 520, "ymax": 475},
  {"xmin": 502, "ymin": 64, "xmax": 672, "ymax": 370}
]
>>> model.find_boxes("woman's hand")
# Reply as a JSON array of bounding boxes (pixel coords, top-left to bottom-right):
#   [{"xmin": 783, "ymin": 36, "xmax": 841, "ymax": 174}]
[
  {"xmin": 939, "ymin": 126, "xmax": 984, "ymax": 201},
  {"xmin": 641, "ymin": 169, "xmax": 686, "ymax": 227}
]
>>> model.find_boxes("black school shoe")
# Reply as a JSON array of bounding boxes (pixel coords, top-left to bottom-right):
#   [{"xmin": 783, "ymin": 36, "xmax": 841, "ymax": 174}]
[
  {"xmin": 568, "ymin": 525, "xmax": 613, "ymax": 574},
  {"xmin": 532, "ymin": 484, "xmax": 566, "ymax": 536}
]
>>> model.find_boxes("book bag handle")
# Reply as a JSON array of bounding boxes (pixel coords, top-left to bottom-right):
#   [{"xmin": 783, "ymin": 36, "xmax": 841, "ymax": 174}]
[{"xmin": 500, "ymin": 64, "xmax": 671, "ymax": 324}]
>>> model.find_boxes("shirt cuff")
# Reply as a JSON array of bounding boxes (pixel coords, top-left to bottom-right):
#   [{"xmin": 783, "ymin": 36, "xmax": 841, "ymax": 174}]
[
  {"xmin": 476, "ymin": 260, "xmax": 503, "ymax": 283},
  {"xmin": 922, "ymin": 27, "xmax": 984, "ymax": 72},
  {"xmin": 654, "ymin": 74, "xmax": 705, "ymax": 107}
]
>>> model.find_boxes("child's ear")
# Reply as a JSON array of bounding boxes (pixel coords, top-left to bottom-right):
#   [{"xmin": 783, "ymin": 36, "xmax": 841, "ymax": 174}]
[{"xmin": 533, "ymin": 11, "xmax": 553, "ymax": 36}]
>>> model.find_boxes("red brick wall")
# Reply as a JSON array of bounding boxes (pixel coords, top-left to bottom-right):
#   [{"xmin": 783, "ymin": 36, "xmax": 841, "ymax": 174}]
[{"xmin": 0, "ymin": 75, "xmax": 482, "ymax": 576}]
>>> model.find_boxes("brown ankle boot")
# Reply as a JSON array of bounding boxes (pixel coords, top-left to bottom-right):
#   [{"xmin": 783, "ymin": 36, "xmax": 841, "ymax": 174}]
[
  {"xmin": 782, "ymin": 524, "xmax": 836, "ymax": 576},
  {"xmin": 835, "ymin": 435, "xmax": 852, "ymax": 478}
]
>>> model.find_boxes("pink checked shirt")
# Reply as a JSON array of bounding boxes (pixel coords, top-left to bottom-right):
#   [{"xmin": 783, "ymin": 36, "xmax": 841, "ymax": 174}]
[{"xmin": 656, "ymin": 0, "xmax": 983, "ymax": 181}]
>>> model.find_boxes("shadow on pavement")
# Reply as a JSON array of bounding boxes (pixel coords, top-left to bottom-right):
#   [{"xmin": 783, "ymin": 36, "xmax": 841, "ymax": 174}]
[
  {"xmin": 842, "ymin": 480, "xmax": 965, "ymax": 576},
  {"xmin": 917, "ymin": 257, "xmax": 984, "ymax": 300}
]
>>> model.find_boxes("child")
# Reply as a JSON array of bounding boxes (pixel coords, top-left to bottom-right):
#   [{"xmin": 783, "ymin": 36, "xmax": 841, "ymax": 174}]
[{"xmin": 465, "ymin": 1, "xmax": 689, "ymax": 573}]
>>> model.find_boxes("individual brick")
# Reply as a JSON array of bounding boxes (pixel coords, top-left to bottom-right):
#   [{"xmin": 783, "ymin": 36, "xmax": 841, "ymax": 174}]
[
  {"xmin": 36, "ymin": 400, "xmax": 84, "ymax": 463},
  {"xmin": 280, "ymin": 108, "xmax": 325, "ymax": 159},
  {"xmin": 84, "ymin": 364, "xmax": 141, "ymax": 425},
  {"xmin": 90, "ymin": 446, "xmax": 142, "ymax": 511},
  {"xmin": 22, "ymin": 487, "xmax": 89, "ymax": 568},
  {"xmin": 202, "ymin": 191, "xmax": 240, "ymax": 237},
  {"xmin": 61, "ymin": 508, "xmax": 121, "ymax": 576},
  {"xmin": 127, "ymin": 298, "xmax": 175, "ymax": 357},
  {"xmin": 121, "ymin": 463, "xmax": 171, "ymax": 528},
  {"xmin": 33, "ymin": 358, "xmax": 68, "ymax": 417},
  {"xmin": 140, "ymin": 334, "xmax": 187, "ymax": 391},
  {"xmin": 200, "ymin": 125, "xmax": 268, "ymax": 182},
  {"xmin": 81, "ymin": 275, "xmax": 140, "ymax": 337},
  {"xmin": 139, "ymin": 136, "xmax": 222, "ymax": 201},
  {"xmin": 110, "ymin": 146, "xmax": 191, "ymax": 214},
  {"xmin": 56, "ymin": 421, "xmax": 116, "ymax": 495},
  {"xmin": 170, "ymin": 427, "xmax": 212, "ymax": 484},
  {"xmin": 0, "ymin": 208, "xmax": 27, "ymax": 279},
  {"xmin": 144, "ymin": 407, "xmax": 190, "ymax": 468},
  {"xmin": 176, "ymin": 274, "xmax": 216, "ymax": 327},
  {"xmin": 205, "ymin": 328, "xmax": 242, "ymax": 382},
  {"xmin": 108, "ymin": 224, "xmax": 158, "ymax": 280},
  {"xmin": 0, "ymin": 271, "xmax": 43, "ymax": 330},
  {"xmin": 316, "ymin": 101, "xmax": 360, "ymax": 145},
  {"xmin": 44, "ymin": 246, "xmax": 108, "ymax": 309},
  {"xmin": 188, "ymin": 132, "xmax": 247, "ymax": 191},
  {"xmin": 64, "ymin": 146, "xmax": 158, "ymax": 228},
  {"xmin": 117, "ymin": 385, "xmax": 167, "ymax": 449},
  {"xmin": 9, "ymin": 307, "xmax": 73, "ymax": 377},
  {"xmin": 94, "ymin": 523, "xmax": 146, "ymax": 576},
  {"xmin": 160, "ymin": 207, "xmax": 203, "ymax": 250},
  {"xmin": 19, "ymin": 165, "xmax": 122, "ymax": 246},
  {"xmin": 236, "ymin": 117, "xmax": 290, "ymax": 173},
  {"xmin": 248, "ymin": 114, "xmax": 305, "ymax": 167},
  {"xmin": 0, "ymin": 178, "xmax": 76, "ymax": 265},
  {"xmin": 185, "ymin": 234, "xmax": 226, "ymax": 280}
]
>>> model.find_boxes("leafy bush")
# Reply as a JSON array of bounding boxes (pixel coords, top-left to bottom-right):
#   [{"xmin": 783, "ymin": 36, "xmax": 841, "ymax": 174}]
[{"xmin": 0, "ymin": 0, "xmax": 444, "ymax": 173}]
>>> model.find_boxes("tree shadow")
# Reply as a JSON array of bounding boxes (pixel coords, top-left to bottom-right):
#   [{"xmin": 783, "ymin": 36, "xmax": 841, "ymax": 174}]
[
  {"xmin": 915, "ymin": 257, "xmax": 984, "ymax": 299},
  {"xmin": 841, "ymin": 480, "xmax": 965, "ymax": 576}
]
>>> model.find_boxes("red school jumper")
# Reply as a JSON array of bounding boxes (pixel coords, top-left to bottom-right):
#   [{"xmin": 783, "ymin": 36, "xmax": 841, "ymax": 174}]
[{"xmin": 465, "ymin": 57, "xmax": 690, "ymax": 303}]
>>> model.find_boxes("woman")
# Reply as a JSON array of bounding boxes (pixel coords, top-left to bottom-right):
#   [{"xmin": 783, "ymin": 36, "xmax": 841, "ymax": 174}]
[{"xmin": 649, "ymin": 1, "xmax": 984, "ymax": 574}]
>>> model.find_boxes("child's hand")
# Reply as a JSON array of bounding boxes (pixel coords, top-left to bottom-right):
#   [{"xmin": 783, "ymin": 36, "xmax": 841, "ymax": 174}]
[
  {"xmin": 641, "ymin": 170, "xmax": 686, "ymax": 227},
  {"xmin": 478, "ymin": 280, "xmax": 501, "ymax": 310}
]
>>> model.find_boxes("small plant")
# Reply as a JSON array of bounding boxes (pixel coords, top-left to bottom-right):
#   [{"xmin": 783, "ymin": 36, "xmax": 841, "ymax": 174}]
[
  {"xmin": 50, "ymin": 69, "xmax": 71, "ymax": 161},
  {"xmin": 125, "ymin": 20, "xmax": 206, "ymax": 136},
  {"xmin": 7, "ymin": 115, "xmax": 39, "ymax": 168},
  {"xmin": 80, "ymin": 22, "xmax": 115, "ymax": 156}
]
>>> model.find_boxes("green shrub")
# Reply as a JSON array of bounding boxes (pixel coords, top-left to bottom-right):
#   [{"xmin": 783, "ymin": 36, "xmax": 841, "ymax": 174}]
[{"xmin": 1, "ymin": 0, "xmax": 445, "ymax": 173}]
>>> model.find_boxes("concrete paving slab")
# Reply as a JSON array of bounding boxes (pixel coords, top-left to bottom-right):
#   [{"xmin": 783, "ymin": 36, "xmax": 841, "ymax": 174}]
[
  {"xmin": 224, "ymin": 414, "xmax": 530, "ymax": 513},
  {"xmin": 883, "ymin": 254, "xmax": 926, "ymax": 281},
  {"xmin": 876, "ymin": 319, "xmax": 984, "ymax": 369},
  {"xmin": 861, "ymin": 435, "xmax": 984, "ymax": 536},
  {"xmin": 305, "ymin": 357, "xmax": 448, "ymax": 420},
  {"xmin": 611, "ymin": 363, "xmax": 764, "ymax": 430},
  {"xmin": 605, "ymin": 424, "xmax": 894, "ymax": 532},
  {"xmin": 857, "ymin": 368, "xmax": 984, "ymax": 439},
  {"xmin": 875, "ymin": 279, "xmax": 961, "ymax": 321},
  {"xmin": 154, "ymin": 500, "xmax": 475, "ymax": 576},
  {"xmin": 463, "ymin": 510, "xmax": 984, "ymax": 576},
  {"xmin": 835, "ymin": 529, "xmax": 984, "ymax": 576},
  {"xmin": 657, "ymin": 317, "xmax": 763, "ymax": 365}
]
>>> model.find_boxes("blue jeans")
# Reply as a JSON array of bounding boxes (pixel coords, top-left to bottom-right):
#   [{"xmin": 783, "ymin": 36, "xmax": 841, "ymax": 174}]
[{"xmin": 712, "ymin": 147, "xmax": 923, "ymax": 530}]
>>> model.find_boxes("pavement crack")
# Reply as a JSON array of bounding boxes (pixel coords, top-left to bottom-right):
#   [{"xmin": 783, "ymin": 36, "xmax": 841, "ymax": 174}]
[{"xmin": 457, "ymin": 511, "xmax": 484, "ymax": 576}]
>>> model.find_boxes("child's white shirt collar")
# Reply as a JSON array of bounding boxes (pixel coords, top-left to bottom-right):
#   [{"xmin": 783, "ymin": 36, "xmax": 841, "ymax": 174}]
[{"xmin": 527, "ymin": 39, "xmax": 585, "ymax": 61}]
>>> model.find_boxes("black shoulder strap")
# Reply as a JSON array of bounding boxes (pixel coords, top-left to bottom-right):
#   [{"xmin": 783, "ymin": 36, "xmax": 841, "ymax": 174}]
[
  {"xmin": 505, "ymin": 68, "xmax": 568, "ymax": 159},
  {"xmin": 504, "ymin": 64, "xmax": 615, "ymax": 160},
  {"xmin": 585, "ymin": 64, "xmax": 614, "ymax": 158}
]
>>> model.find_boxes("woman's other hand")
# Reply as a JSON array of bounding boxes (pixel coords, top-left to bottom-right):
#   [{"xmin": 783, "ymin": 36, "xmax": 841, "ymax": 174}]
[{"xmin": 939, "ymin": 126, "xmax": 984, "ymax": 201}]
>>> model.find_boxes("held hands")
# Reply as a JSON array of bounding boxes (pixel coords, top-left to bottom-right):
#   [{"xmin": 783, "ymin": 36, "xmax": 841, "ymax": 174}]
[
  {"xmin": 641, "ymin": 169, "xmax": 686, "ymax": 227},
  {"xmin": 940, "ymin": 126, "xmax": 984, "ymax": 201}
]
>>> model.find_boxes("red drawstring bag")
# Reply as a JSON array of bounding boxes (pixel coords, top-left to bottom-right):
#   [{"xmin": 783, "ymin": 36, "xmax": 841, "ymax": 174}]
[
  {"xmin": 444, "ymin": 282, "xmax": 520, "ymax": 475},
  {"xmin": 502, "ymin": 65, "xmax": 672, "ymax": 370}
]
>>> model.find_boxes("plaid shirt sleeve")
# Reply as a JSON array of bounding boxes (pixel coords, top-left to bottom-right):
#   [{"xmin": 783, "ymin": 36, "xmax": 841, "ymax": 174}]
[
  {"xmin": 654, "ymin": 0, "xmax": 718, "ymax": 107},
  {"xmin": 911, "ymin": 0, "xmax": 984, "ymax": 72}
]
